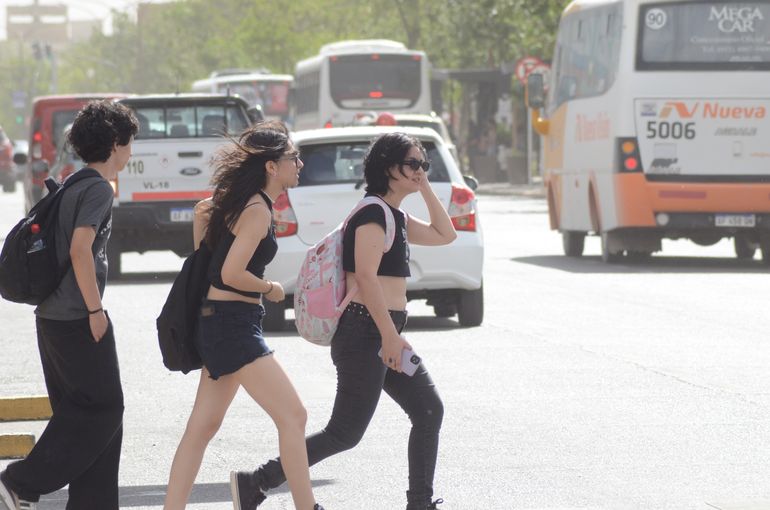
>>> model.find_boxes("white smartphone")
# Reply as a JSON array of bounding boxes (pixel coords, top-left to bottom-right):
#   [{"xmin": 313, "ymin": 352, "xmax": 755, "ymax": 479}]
[{"xmin": 378, "ymin": 347, "xmax": 422, "ymax": 376}]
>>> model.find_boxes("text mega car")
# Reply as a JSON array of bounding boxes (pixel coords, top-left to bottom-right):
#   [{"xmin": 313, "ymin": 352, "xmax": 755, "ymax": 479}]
[{"xmin": 262, "ymin": 125, "xmax": 483, "ymax": 331}]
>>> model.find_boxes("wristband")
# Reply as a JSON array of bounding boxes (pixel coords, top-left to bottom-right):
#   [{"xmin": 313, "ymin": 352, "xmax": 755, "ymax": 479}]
[
  {"xmin": 88, "ymin": 307, "xmax": 103, "ymax": 315},
  {"xmin": 265, "ymin": 281, "xmax": 274, "ymax": 295}
]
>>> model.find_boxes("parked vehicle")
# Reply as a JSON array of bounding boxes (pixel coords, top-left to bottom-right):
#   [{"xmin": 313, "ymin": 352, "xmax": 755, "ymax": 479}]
[
  {"xmin": 262, "ymin": 125, "xmax": 484, "ymax": 331},
  {"xmin": 110, "ymin": 94, "xmax": 252, "ymax": 277},
  {"xmin": 0, "ymin": 126, "xmax": 15, "ymax": 193},
  {"xmin": 391, "ymin": 113, "xmax": 460, "ymax": 165},
  {"xmin": 23, "ymin": 93, "xmax": 127, "ymax": 212},
  {"xmin": 11, "ymin": 139, "xmax": 29, "ymax": 182}
]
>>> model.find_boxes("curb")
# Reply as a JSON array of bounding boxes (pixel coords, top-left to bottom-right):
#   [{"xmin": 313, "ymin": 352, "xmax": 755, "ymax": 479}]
[
  {"xmin": 0, "ymin": 396, "xmax": 52, "ymax": 459},
  {"xmin": 0, "ymin": 396, "xmax": 52, "ymax": 422}
]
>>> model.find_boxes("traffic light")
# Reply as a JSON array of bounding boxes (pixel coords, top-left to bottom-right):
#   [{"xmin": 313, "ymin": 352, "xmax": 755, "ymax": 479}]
[{"xmin": 15, "ymin": 115, "xmax": 23, "ymax": 125}]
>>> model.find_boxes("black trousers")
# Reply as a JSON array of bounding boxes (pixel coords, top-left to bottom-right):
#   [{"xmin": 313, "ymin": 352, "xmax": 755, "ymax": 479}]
[
  {"xmin": 3, "ymin": 315, "xmax": 124, "ymax": 509},
  {"xmin": 257, "ymin": 304, "xmax": 444, "ymax": 507}
]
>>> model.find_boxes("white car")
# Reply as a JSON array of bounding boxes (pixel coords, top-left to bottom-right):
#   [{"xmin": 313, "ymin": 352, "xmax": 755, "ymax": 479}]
[{"xmin": 263, "ymin": 126, "xmax": 484, "ymax": 330}]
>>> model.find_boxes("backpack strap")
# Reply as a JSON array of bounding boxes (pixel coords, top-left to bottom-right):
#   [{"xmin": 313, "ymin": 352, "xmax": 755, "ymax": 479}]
[
  {"xmin": 342, "ymin": 196, "xmax": 397, "ymax": 253},
  {"xmin": 338, "ymin": 196, "xmax": 399, "ymax": 311}
]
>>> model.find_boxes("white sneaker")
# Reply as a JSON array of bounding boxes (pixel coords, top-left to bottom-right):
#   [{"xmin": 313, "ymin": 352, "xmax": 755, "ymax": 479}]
[{"xmin": 0, "ymin": 473, "xmax": 36, "ymax": 510}]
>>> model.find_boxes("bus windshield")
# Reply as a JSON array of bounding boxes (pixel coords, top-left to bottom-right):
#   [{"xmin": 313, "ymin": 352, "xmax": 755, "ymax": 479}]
[
  {"xmin": 217, "ymin": 81, "xmax": 290, "ymax": 116},
  {"xmin": 329, "ymin": 54, "xmax": 422, "ymax": 108},
  {"xmin": 638, "ymin": 2, "xmax": 770, "ymax": 70}
]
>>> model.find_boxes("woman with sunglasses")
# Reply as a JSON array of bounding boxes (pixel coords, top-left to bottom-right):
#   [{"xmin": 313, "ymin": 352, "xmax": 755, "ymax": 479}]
[
  {"xmin": 163, "ymin": 121, "xmax": 325, "ymax": 510},
  {"xmin": 230, "ymin": 132, "xmax": 456, "ymax": 510}
]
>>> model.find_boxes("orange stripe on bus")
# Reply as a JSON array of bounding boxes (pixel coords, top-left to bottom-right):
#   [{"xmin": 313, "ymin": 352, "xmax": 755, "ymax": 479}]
[
  {"xmin": 658, "ymin": 190, "xmax": 707, "ymax": 199},
  {"xmin": 615, "ymin": 173, "xmax": 770, "ymax": 227},
  {"xmin": 131, "ymin": 191, "xmax": 212, "ymax": 201}
]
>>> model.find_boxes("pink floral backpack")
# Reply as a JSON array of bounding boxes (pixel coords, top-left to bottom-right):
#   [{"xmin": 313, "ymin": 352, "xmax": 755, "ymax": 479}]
[{"xmin": 294, "ymin": 196, "xmax": 397, "ymax": 346}]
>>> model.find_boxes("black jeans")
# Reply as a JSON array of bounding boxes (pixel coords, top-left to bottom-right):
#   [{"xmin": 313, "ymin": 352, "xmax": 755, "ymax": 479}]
[
  {"xmin": 3, "ymin": 315, "xmax": 124, "ymax": 509},
  {"xmin": 256, "ymin": 303, "xmax": 444, "ymax": 506}
]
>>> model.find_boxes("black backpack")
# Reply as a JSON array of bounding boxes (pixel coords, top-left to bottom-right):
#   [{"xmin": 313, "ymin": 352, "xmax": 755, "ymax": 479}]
[
  {"xmin": 156, "ymin": 242, "xmax": 211, "ymax": 373},
  {"xmin": 0, "ymin": 170, "xmax": 103, "ymax": 305}
]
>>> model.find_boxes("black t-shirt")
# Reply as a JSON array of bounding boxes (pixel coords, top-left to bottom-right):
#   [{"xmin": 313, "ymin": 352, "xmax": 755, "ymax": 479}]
[{"xmin": 342, "ymin": 197, "xmax": 410, "ymax": 277}]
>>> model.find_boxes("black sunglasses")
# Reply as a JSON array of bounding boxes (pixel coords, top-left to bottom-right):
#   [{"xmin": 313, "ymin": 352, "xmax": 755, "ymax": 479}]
[{"xmin": 400, "ymin": 158, "xmax": 430, "ymax": 172}]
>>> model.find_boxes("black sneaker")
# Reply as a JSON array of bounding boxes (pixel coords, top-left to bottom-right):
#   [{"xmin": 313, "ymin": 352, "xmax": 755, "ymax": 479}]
[
  {"xmin": 313, "ymin": 504, "xmax": 325, "ymax": 510},
  {"xmin": 427, "ymin": 499, "xmax": 443, "ymax": 509},
  {"xmin": 229, "ymin": 471, "xmax": 266, "ymax": 510}
]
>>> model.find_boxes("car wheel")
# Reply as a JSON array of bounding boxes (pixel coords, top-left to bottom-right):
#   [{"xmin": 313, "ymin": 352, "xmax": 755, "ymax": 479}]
[
  {"xmin": 262, "ymin": 299, "xmax": 286, "ymax": 331},
  {"xmin": 107, "ymin": 241, "xmax": 122, "ymax": 279},
  {"xmin": 457, "ymin": 283, "xmax": 483, "ymax": 327},
  {"xmin": 734, "ymin": 236, "xmax": 757, "ymax": 260},
  {"xmin": 562, "ymin": 231, "xmax": 585, "ymax": 257},
  {"xmin": 433, "ymin": 304, "xmax": 457, "ymax": 318}
]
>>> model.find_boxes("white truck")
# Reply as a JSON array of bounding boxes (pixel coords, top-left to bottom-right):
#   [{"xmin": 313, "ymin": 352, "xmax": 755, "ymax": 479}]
[{"xmin": 110, "ymin": 94, "xmax": 254, "ymax": 276}]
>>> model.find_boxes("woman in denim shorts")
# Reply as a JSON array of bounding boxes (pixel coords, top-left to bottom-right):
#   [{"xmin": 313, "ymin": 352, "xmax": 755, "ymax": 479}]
[
  {"xmin": 164, "ymin": 121, "xmax": 325, "ymax": 510},
  {"xmin": 232, "ymin": 132, "xmax": 457, "ymax": 510}
]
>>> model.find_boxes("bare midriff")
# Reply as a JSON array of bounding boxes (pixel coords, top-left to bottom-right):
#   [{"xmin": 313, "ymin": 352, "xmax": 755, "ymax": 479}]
[
  {"xmin": 206, "ymin": 285, "xmax": 262, "ymax": 305},
  {"xmin": 346, "ymin": 273, "xmax": 407, "ymax": 311}
]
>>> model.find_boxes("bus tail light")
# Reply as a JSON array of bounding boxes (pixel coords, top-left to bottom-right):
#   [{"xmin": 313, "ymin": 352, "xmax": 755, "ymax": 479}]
[
  {"xmin": 273, "ymin": 191, "xmax": 298, "ymax": 237},
  {"xmin": 617, "ymin": 137, "xmax": 643, "ymax": 173},
  {"xmin": 448, "ymin": 185, "xmax": 477, "ymax": 232},
  {"xmin": 323, "ymin": 120, "xmax": 333, "ymax": 128}
]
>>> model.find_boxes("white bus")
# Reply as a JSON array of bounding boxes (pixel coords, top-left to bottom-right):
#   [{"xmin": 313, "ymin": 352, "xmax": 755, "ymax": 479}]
[
  {"xmin": 292, "ymin": 39, "xmax": 432, "ymax": 130},
  {"xmin": 191, "ymin": 71, "xmax": 293, "ymax": 121},
  {"xmin": 527, "ymin": 0, "xmax": 770, "ymax": 263}
]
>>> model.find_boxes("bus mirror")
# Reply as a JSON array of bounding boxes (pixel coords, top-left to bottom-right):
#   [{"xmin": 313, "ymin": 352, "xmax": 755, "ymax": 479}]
[
  {"xmin": 247, "ymin": 106, "xmax": 264, "ymax": 124},
  {"xmin": 526, "ymin": 73, "xmax": 546, "ymax": 109}
]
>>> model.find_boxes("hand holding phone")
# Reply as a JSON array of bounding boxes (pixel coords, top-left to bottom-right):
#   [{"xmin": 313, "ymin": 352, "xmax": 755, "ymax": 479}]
[{"xmin": 378, "ymin": 346, "xmax": 422, "ymax": 376}]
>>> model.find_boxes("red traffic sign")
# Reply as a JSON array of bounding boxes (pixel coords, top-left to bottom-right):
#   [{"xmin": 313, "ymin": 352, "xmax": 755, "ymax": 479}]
[{"xmin": 515, "ymin": 56, "xmax": 545, "ymax": 84}]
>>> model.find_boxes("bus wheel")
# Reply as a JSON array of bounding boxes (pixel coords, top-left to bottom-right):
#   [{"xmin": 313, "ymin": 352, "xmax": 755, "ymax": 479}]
[
  {"xmin": 734, "ymin": 236, "xmax": 757, "ymax": 260},
  {"xmin": 600, "ymin": 232, "xmax": 623, "ymax": 263},
  {"xmin": 562, "ymin": 231, "xmax": 585, "ymax": 257}
]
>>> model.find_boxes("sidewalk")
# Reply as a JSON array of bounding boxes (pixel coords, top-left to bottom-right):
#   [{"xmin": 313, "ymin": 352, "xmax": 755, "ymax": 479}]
[{"xmin": 475, "ymin": 177, "xmax": 545, "ymax": 199}]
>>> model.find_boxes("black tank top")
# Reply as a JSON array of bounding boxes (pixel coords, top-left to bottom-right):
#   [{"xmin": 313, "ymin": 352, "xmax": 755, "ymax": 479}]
[
  {"xmin": 342, "ymin": 194, "xmax": 410, "ymax": 277},
  {"xmin": 207, "ymin": 191, "xmax": 278, "ymax": 298}
]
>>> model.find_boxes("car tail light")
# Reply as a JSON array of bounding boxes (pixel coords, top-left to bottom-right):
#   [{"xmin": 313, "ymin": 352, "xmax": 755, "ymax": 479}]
[
  {"xmin": 31, "ymin": 131, "xmax": 43, "ymax": 159},
  {"xmin": 323, "ymin": 120, "xmax": 333, "ymax": 129},
  {"xmin": 448, "ymin": 185, "xmax": 477, "ymax": 232},
  {"xmin": 617, "ymin": 138, "xmax": 642, "ymax": 173},
  {"xmin": 273, "ymin": 191, "xmax": 298, "ymax": 237}
]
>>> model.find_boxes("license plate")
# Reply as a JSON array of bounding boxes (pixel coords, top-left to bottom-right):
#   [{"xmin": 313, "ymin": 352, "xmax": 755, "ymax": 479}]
[
  {"xmin": 170, "ymin": 208, "xmax": 194, "ymax": 222},
  {"xmin": 715, "ymin": 214, "xmax": 755, "ymax": 228}
]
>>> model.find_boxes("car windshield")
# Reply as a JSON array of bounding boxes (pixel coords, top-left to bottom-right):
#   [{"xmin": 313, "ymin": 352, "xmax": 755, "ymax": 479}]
[
  {"xmin": 52, "ymin": 110, "xmax": 79, "ymax": 149},
  {"xmin": 127, "ymin": 102, "xmax": 250, "ymax": 139},
  {"xmin": 297, "ymin": 140, "xmax": 449, "ymax": 186}
]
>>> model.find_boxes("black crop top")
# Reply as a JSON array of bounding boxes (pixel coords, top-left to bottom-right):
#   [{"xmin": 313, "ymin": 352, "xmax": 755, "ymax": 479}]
[
  {"xmin": 207, "ymin": 191, "xmax": 278, "ymax": 298},
  {"xmin": 342, "ymin": 195, "xmax": 410, "ymax": 277}
]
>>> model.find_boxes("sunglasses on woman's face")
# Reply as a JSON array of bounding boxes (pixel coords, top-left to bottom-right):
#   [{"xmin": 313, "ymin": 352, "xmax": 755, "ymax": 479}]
[{"xmin": 400, "ymin": 158, "xmax": 430, "ymax": 172}]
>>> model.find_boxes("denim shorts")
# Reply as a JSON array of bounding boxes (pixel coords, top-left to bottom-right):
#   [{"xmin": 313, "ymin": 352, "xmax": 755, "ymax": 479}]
[{"xmin": 195, "ymin": 299, "xmax": 274, "ymax": 380}]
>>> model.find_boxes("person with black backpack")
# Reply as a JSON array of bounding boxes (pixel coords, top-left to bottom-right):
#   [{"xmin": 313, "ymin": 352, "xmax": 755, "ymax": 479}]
[{"xmin": 0, "ymin": 100, "xmax": 138, "ymax": 510}]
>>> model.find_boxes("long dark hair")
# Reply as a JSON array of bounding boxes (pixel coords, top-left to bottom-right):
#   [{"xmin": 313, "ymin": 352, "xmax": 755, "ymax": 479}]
[
  {"xmin": 204, "ymin": 121, "xmax": 290, "ymax": 248},
  {"xmin": 362, "ymin": 132, "xmax": 426, "ymax": 195}
]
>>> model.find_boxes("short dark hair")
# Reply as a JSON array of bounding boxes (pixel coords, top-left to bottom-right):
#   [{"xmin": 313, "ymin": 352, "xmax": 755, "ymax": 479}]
[
  {"xmin": 362, "ymin": 132, "xmax": 426, "ymax": 195},
  {"xmin": 68, "ymin": 100, "xmax": 139, "ymax": 164}
]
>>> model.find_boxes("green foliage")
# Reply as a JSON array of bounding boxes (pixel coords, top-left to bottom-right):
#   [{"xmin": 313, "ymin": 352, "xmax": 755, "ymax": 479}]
[{"xmin": 0, "ymin": 0, "xmax": 570, "ymax": 136}]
